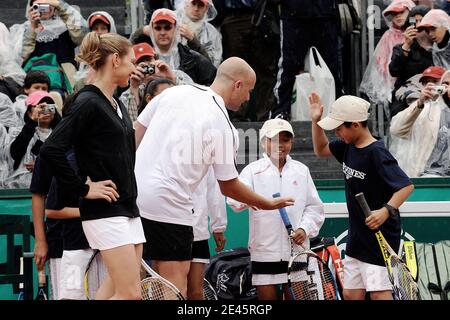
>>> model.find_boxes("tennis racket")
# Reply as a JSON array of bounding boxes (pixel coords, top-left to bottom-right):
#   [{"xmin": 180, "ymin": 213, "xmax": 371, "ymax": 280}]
[
  {"xmin": 203, "ymin": 278, "xmax": 218, "ymax": 300},
  {"xmin": 17, "ymin": 257, "xmax": 24, "ymax": 300},
  {"xmin": 35, "ymin": 269, "xmax": 48, "ymax": 300},
  {"xmin": 84, "ymin": 250, "xmax": 109, "ymax": 300},
  {"xmin": 140, "ymin": 259, "xmax": 185, "ymax": 300},
  {"xmin": 273, "ymin": 193, "xmax": 340, "ymax": 300},
  {"xmin": 355, "ymin": 192, "xmax": 420, "ymax": 300}
]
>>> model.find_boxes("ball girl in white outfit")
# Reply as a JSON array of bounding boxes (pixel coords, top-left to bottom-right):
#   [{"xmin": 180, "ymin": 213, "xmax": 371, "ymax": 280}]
[{"xmin": 227, "ymin": 119, "xmax": 325, "ymax": 300}]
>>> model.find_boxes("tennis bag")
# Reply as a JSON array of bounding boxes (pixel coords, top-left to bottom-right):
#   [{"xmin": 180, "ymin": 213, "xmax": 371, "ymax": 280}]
[
  {"xmin": 205, "ymin": 247, "xmax": 258, "ymax": 300},
  {"xmin": 409, "ymin": 240, "xmax": 450, "ymax": 300},
  {"xmin": 310, "ymin": 237, "xmax": 344, "ymax": 297}
]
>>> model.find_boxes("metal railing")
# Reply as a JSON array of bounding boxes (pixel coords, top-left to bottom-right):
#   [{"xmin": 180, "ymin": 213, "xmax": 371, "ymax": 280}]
[{"xmin": 128, "ymin": 0, "xmax": 145, "ymax": 34}]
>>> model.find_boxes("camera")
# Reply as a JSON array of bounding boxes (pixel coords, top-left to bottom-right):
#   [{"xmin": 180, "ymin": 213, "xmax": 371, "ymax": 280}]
[
  {"xmin": 32, "ymin": 4, "xmax": 51, "ymax": 13},
  {"xmin": 142, "ymin": 64, "xmax": 156, "ymax": 75},
  {"xmin": 40, "ymin": 104, "xmax": 56, "ymax": 114},
  {"xmin": 408, "ymin": 17, "xmax": 416, "ymax": 28},
  {"xmin": 432, "ymin": 85, "xmax": 446, "ymax": 96}
]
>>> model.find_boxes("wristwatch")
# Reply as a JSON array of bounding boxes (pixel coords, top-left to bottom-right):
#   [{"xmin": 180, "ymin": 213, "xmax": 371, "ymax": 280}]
[{"xmin": 383, "ymin": 204, "xmax": 399, "ymax": 218}]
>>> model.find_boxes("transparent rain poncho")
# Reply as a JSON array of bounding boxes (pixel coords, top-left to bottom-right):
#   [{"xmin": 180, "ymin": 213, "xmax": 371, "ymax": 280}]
[
  {"xmin": 420, "ymin": 70, "xmax": 450, "ymax": 177},
  {"xmin": 390, "ymin": 71, "xmax": 450, "ymax": 177},
  {"xmin": 0, "ymin": 23, "xmax": 26, "ymax": 86},
  {"xmin": 0, "ymin": 93, "xmax": 22, "ymax": 130},
  {"xmin": 421, "ymin": 105, "xmax": 450, "ymax": 177},
  {"xmin": 0, "ymin": 124, "xmax": 12, "ymax": 188},
  {"xmin": 175, "ymin": 0, "xmax": 222, "ymax": 67},
  {"xmin": 0, "ymin": 93, "xmax": 20, "ymax": 188},
  {"xmin": 417, "ymin": 9, "xmax": 450, "ymax": 69},
  {"xmin": 359, "ymin": 0, "xmax": 416, "ymax": 105},
  {"xmin": 3, "ymin": 126, "xmax": 53, "ymax": 189},
  {"xmin": 17, "ymin": 0, "xmax": 88, "ymax": 63}
]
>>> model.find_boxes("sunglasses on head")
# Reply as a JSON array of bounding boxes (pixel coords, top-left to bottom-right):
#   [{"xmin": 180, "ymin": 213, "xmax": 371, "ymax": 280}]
[{"xmin": 154, "ymin": 25, "xmax": 173, "ymax": 31}]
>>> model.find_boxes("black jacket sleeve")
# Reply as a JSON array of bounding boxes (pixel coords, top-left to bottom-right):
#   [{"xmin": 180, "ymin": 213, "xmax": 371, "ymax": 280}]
[
  {"xmin": 39, "ymin": 98, "xmax": 91, "ymax": 198},
  {"xmin": 178, "ymin": 44, "xmax": 217, "ymax": 86},
  {"xmin": 389, "ymin": 44, "xmax": 407, "ymax": 78},
  {"xmin": 187, "ymin": 37, "xmax": 211, "ymax": 62},
  {"xmin": 10, "ymin": 121, "xmax": 38, "ymax": 170}
]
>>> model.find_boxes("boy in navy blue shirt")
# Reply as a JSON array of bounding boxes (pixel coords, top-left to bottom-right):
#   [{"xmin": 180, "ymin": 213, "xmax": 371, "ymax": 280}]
[
  {"xmin": 30, "ymin": 155, "xmax": 63, "ymax": 300},
  {"xmin": 309, "ymin": 93, "xmax": 414, "ymax": 300}
]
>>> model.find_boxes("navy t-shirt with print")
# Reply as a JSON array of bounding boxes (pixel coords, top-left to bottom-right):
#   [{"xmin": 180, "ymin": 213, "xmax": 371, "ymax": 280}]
[
  {"xmin": 329, "ymin": 139, "xmax": 412, "ymax": 266},
  {"xmin": 46, "ymin": 150, "xmax": 89, "ymax": 251},
  {"xmin": 29, "ymin": 156, "xmax": 63, "ymax": 259}
]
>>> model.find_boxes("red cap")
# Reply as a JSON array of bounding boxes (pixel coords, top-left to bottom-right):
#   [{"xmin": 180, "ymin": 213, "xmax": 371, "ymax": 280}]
[
  {"xmin": 89, "ymin": 14, "xmax": 110, "ymax": 29},
  {"xmin": 26, "ymin": 91, "xmax": 54, "ymax": 106},
  {"xmin": 384, "ymin": 6, "xmax": 406, "ymax": 16},
  {"xmin": 151, "ymin": 9, "xmax": 177, "ymax": 25},
  {"xmin": 133, "ymin": 43, "xmax": 156, "ymax": 62},
  {"xmin": 420, "ymin": 66, "xmax": 446, "ymax": 82}
]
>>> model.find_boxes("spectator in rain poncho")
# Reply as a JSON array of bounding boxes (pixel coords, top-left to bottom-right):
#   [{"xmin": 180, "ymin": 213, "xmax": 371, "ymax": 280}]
[
  {"xmin": 130, "ymin": 8, "xmax": 216, "ymax": 85},
  {"xmin": 394, "ymin": 65, "xmax": 445, "ymax": 109},
  {"xmin": 390, "ymin": 69, "xmax": 450, "ymax": 177},
  {"xmin": 388, "ymin": 5, "xmax": 433, "ymax": 117},
  {"xmin": 87, "ymin": 11, "xmax": 117, "ymax": 35},
  {"xmin": 0, "ymin": 23, "xmax": 26, "ymax": 89},
  {"xmin": 360, "ymin": 0, "xmax": 416, "ymax": 106},
  {"xmin": 0, "ymin": 93, "xmax": 22, "ymax": 188},
  {"xmin": 175, "ymin": 0, "xmax": 223, "ymax": 67},
  {"xmin": 416, "ymin": 9, "xmax": 450, "ymax": 69},
  {"xmin": 20, "ymin": 0, "xmax": 88, "ymax": 87},
  {"xmin": 5, "ymin": 91, "xmax": 61, "ymax": 189},
  {"xmin": 73, "ymin": 11, "xmax": 117, "ymax": 91}
]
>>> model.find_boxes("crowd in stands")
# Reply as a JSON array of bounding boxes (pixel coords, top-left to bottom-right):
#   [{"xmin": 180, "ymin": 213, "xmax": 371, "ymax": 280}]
[
  {"xmin": 1, "ymin": 0, "xmax": 450, "ymax": 191},
  {"xmin": 358, "ymin": 0, "xmax": 450, "ymax": 178}
]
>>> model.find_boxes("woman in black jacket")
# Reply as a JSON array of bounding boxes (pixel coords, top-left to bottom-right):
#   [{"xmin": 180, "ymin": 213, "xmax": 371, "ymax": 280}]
[
  {"xmin": 389, "ymin": 5, "xmax": 433, "ymax": 117},
  {"xmin": 40, "ymin": 32, "xmax": 145, "ymax": 300}
]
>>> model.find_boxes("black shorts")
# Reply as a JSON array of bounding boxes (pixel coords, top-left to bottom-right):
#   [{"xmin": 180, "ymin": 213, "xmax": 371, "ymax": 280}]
[
  {"xmin": 192, "ymin": 239, "xmax": 210, "ymax": 263},
  {"xmin": 252, "ymin": 261, "xmax": 289, "ymax": 275},
  {"xmin": 142, "ymin": 218, "xmax": 193, "ymax": 261}
]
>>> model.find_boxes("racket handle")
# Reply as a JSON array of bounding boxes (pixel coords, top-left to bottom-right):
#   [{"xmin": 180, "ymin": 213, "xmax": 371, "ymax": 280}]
[
  {"xmin": 355, "ymin": 192, "xmax": 372, "ymax": 218},
  {"xmin": 38, "ymin": 269, "xmax": 46, "ymax": 287},
  {"xmin": 273, "ymin": 193, "xmax": 294, "ymax": 235}
]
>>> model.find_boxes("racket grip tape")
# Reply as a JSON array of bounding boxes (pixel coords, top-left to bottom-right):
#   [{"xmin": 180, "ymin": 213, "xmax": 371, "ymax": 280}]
[
  {"xmin": 273, "ymin": 193, "xmax": 293, "ymax": 234},
  {"xmin": 355, "ymin": 192, "xmax": 372, "ymax": 218}
]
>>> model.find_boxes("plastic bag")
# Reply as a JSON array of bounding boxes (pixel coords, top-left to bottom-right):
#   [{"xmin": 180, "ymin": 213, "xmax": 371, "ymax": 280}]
[{"xmin": 291, "ymin": 47, "xmax": 336, "ymax": 121}]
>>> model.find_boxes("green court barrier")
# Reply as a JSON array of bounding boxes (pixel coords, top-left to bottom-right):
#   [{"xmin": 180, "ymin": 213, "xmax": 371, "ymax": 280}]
[{"xmin": 1, "ymin": 178, "xmax": 450, "ymax": 300}]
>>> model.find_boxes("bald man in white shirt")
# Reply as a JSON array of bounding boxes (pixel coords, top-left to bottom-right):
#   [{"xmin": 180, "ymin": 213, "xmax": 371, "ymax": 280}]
[{"xmin": 134, "ymin": 57, "xmax": 294, "ymax": 298}]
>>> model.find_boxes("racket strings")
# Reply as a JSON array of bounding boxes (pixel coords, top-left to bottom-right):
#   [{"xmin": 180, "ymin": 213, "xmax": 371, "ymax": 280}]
[
  {"xmin": 389, "ymin": 256, "xmax": 420, "ymax": 300},
  {"xmin": 289, "ymin": 253, "xmax": 338, "ymax": 300},
  {"xmin": 85, "ymin": 252, "xmax": 108, "ymax": 300},
  {"xmin": 140, "ymin": 277, "xmax": 183, "ymax": 300},
  {"xmin": 203, "ymin": 279, "xmax": 218, "ymax": 300}
]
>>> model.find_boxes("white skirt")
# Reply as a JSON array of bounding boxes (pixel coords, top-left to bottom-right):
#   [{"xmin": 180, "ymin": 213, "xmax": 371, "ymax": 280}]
[{"xmin": 82, "ymin": 216, "xmax": 146, "ymax": 251}]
